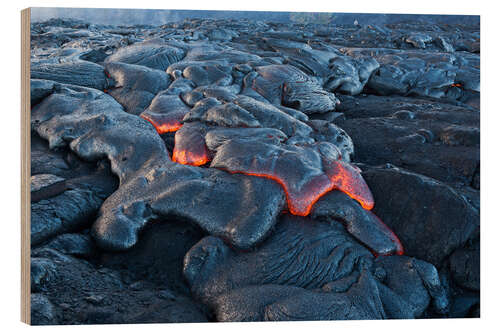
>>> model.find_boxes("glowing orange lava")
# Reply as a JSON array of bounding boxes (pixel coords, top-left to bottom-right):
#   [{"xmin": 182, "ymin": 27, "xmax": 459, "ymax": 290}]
[
  {"xmin": 172, "ymin": 148, "xmax": 210, "ymax": 166},
  {"xmin": 451, "ymin": 83, "xmax": 463, "ymax": 88},
  {"xmin": 326, "ymin": 160, "xmax": 374, "ymax": 210},
  {"xmin": 140, "ymin": 113, "xmax": 183, "ymax": 134},
  {"xmin": 171, "ymin": 125, "xmax": 211, "ymax": 166},
  {"xmin": 165, "ymin": 126, "xmax": 401, "ymax": 256}
]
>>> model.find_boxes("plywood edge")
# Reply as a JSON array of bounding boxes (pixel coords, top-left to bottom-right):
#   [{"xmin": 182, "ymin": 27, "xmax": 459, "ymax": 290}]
[{"xmin": 21, "ymin": 7, "xmax": 31, "ymax": 325}]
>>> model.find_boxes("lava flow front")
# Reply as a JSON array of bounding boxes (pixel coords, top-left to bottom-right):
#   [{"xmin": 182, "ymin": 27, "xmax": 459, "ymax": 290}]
[
  {"xmin": 140, "ymin": 112, "xmax": 183, "ymax": 133},
  {"xmin": 220, "ymin": 159, "xmax": 374, "ymax": 217},
  {"xmin": 171, "ymin": 124, "xmax": 211, "ymax": 166}
]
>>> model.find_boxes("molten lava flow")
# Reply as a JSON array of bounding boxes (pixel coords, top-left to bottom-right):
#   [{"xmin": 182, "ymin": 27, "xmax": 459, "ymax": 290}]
[
  {"xmin": 286, "ymin": 161, "xmax": 374, "ymax": 216},
  {"xmin": 219, "ymin": 159, "xmax": 374, "ymax": 217},
  {"xmin": 172, "ymin": 148, "xmax": 210, "ymax": 166},
  {"xmin": 209, "ymin": 140, "xmax": 375, "ymax": 216},
  {"xmin": 326, "ymin": 160, "xmax": 374, "ymax": 211},
  {"xmin": 171, "ymin": 123, "xmax": 210, "ymax": 166},
  {"xmin": 451, "ymin": 83, "xmax": 463, "ymax": 88},
  {"xmin": 140, "ymin": 112, "xmax": 183, "ymax": 134}
]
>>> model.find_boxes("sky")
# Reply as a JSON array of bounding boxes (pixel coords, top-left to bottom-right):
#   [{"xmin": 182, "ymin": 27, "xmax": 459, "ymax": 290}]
[{"xmin": 30, "ymin": 7, "xmax": 480, "ymax": 26}]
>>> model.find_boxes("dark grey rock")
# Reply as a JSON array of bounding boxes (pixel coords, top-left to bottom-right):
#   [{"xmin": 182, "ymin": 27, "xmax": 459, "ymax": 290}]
[
  {"xmin": 31, "ymin": 174, "xmax": 65, "ymax": 193},
  {"xmin": 31, "ymin": 258, "xmax": 57, "ymax": 292},
  {"xmin": 234, "ymin": 95, "xmax": 312, "ymax": 138},
  {"xmin": 325, "ymin": 56, "xmax": 379, "ymax": 95},
  {"xmin": 182, "ymin": 97, "xmax": 221, "ymax": 122},
  {"xmin": 31, "ymin": 61, "xmax": 110, "ymax": 90},
  {"xmin": 363, "ymin": 165, "xmax": 479, "ymax": 267},
  {"xmin": 31, "ymin": 186, "xmax": 106, "ymax": 246},
  {"xmin": 31, "ymin": 79, "xmax": 56, "ymax": 105},
  {"xmin": 211, "ymin": 271, "xmax": 386, "ymax": 322},
  {"xmin": 30, "ymin": 174, "xmax": 66, "ymax": 202},
  {"xmin": 183, "ymin": 64, "xmax": 233, "ymax": 86},
  {"xmin": 311, "ymin": 191, "xmax": 403, "ymax": 256},
  {"xmin": 105, "ymin": 42, "xmax": 185, "ymax": 71},
  {"xmin": 45, "ymin": 233, "xmax": 96, "ymax": 258},
  {"xmin": 449, "ymin": 237, "xmax": 480, "ymax": 291},
  {"xmin": 307, "ymin": 119, "xmax": 354, "ymax": 161},
  {"xmin": 440, "ymin": 125, "xmax": 480, "ymax": 147},
  {"xmin": 198, "ymin": 102, "xmax": 260, "ymax": 128},
  {"xmin": 374, "ymin": 255, "xmax": 448, "ymax": 317},
  {"xmin": 32, "ymin": 83, "xmax": 169, "ymax": 181},
  {"xmin": 31, "ymin": 294, "xmax": 56, "ymax": 325},
  {"xmin": 104, "ymin": 62, "xmax": 171, "ymax": 115},
  {"xmin": 85, "ymin": 294, "xmax": 105, "ymax": 305},
  {"xmin": 250, "ymin": 65, "xmax": 339, "ymax": 114},
  {"xmin": 181, "ymin": 90, "xmax": 204, "ymax": 106},
  {"xmin": 195, "ymin": 85, "xmax": 239, "ymax": 102},
  {"xmin": 93, "ymin": 164, "xmax": 286, "ymax": 250},
  {"xmin": 339, "ymin": 95, "xmax": 479, "ymax": 185},
  {"xmin": 205, "ymin": 126, "xmax": 287, "ymax": 151},
  {"xmin": 184, "ymin": 215, "xmax": 445, "ymax": 320},
  {"xmin": 183, "ymin": 215, "xmax": 374, "ymax": 303}
]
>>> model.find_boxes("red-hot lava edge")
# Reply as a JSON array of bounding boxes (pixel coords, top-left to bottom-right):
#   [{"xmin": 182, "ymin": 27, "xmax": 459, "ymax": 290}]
[
  {"xmin": 144, "ymin": 119, "xmax": 404, "ymax": 256},
  {"xmin": 172, "ymin": 148, "xmax": 210, "ymax": 166},
  {"xmin": 140, "ymin": 113, "xmax": 183, "ymax": 133}
]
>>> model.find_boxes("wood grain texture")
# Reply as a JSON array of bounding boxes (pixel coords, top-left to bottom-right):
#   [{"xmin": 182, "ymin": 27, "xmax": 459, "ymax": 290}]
[{"xmin": 21, "ymin": 7, "xmax": 31, "ymax": 325}]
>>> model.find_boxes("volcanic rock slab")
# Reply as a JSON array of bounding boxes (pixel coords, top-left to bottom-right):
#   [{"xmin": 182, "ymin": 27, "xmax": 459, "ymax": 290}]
[
  {"xmin": 184, "ymin": 215, "xmax": 374, "ymax": 301},
  {"xmin": 31, "ymin": 72, "xmax": 385, "ymax": 254},
  {"xmin": 324, "ymin": 55, "xmax": 380, "ymax": 95},
  {"xmin": 94, "ymin": 164, "xmax": 286, "ymax": 250},
  {"xmin": 183, "ymin": 215, "xmax": 446, "ymax": 320},
  {"xmin": 104, "ymin": 62, "xmax": 171, "ymax": 115},
  {"xmin": 362, "ymin": 165, "xmax": 479, "ymax": 267},
  {"xmin": 30, "ymin": 246, "xmax": 208, "ymax": 324},
  {"xmin": 104, "ymin": 41, "xmax": 186, "ymax": 71},
  {"xmin": 233, "ymin": 95, "xmax": 312, "ymax": 138},
  {"xmin": 337, "ymin": 94, "xmax": 479, "ymax": 186},
  {"xmin": 250, "ymin": 64, "xmax": 339, "ymax": 114},
  {"xmin": 210, "ymin": 271, "xmax": 387, "ymax": 321},
  {"xmin": 311, "ymin": 191, "xmax": 403, "ymax": 256},
  {"xmin": 31, "ymin": 61, "xmax": 110, "ymax": 91}
]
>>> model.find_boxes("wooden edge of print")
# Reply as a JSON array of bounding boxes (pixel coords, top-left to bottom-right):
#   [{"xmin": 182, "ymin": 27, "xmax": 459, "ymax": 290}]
[{"xmin": 21, "ymin": 7, "xmax": 31, "ymax": 325}]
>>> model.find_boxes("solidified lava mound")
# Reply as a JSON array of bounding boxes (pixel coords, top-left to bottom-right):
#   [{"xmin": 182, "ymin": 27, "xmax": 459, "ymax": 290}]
[{"xmin": 30, "ymin": 16, "xmax": 479, "ymax": 325}]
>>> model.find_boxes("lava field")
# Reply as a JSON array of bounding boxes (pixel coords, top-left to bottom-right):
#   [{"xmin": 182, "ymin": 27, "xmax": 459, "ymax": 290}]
[{"xmin": 29, "ymin": 15, "xmax": 479, "ymax": 324}]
